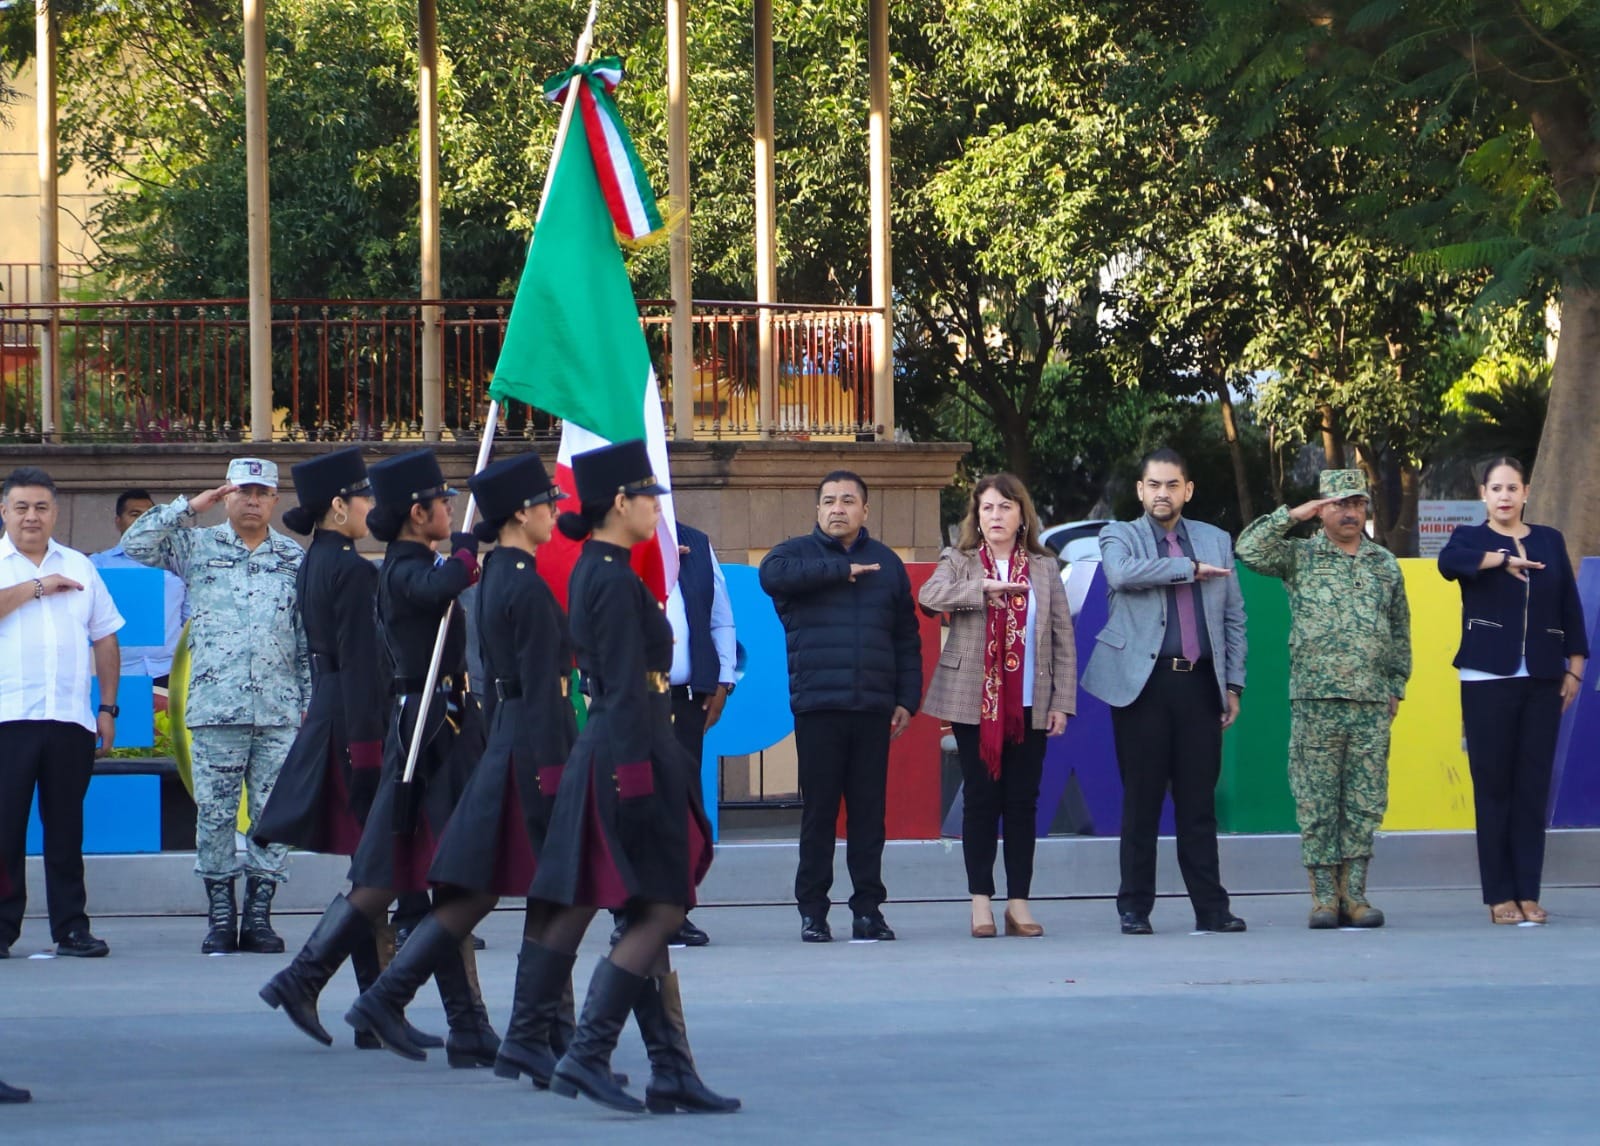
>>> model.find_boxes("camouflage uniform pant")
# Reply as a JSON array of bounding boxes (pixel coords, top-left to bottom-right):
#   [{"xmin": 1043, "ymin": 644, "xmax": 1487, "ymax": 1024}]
[
  {"xmin": 188, "ymin": 725, "xmax": 295, "ymax": 883},
  {"xmin": 1288, "ymin": 700, "xmax": 1391, "ymax": 867}
]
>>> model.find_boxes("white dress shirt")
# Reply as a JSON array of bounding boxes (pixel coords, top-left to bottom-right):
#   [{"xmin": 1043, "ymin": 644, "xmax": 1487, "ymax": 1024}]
[
  {"xmin": 90, "ymin": 545, "xmax": 190, "ymax": 678},
  {"xmin": 666, "ymin": 560, "xmax": 738, "ymax": 690},
  {"xmin": 0, "ymin": 535, "xmax": 125, "ymax": 731},
  {"xmin": 995, "ymin": 552, "xmax": 1038, "ymax": 708}
]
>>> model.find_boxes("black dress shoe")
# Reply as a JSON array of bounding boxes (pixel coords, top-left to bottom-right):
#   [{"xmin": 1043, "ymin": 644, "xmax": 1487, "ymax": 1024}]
[
  {"xmin": 851, "ymin": 914, "xmax": 896, "ymax": 941},
  {"xmin": 671, "ymin": 918, "xmax": 710, "ymax": 947},
  {"xmin": 800, "ymin": 917, "xmax": 832, "ymax": 943},
  {"xmin": 471, "ymin": 933, "xmax": 486, "ymax": 951},
  {"xmin": 0, "ymin": 1078, "xmax": 31, "ymax": 1103},
  {"xmin": 0, "ymin": 939, "xmax": 10, "ymax": 959},
  {"xmin": 1119, "ymin": 912, "xmax": 1153, "ymax": 935},
  {"xmin": 1195, "ymin": 912, "xmax": 1247, "ymax": 934},
  {"xmin": 56, "ymin": 930, "xmax": 110, "ymax": 958}
]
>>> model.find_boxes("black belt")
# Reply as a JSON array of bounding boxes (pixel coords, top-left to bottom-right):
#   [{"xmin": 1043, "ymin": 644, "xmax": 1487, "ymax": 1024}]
[
  {"xmin": 670, "ymin": 684, "xmax": 692, "ymax": 700},
  {"xmin": 494, "ymin": 678, "xmax": 523, "ymax": 700},
  {"xmin": 1156, "ymin": 657, "xmax": 1211, "ymax": 673},
  {"xmin": 392, "ymin": 674, "xmax": 458, "ymax": 695},
  {"xmin": 309, "ymin": 652, "xmax": 339, "ymax": 674}
]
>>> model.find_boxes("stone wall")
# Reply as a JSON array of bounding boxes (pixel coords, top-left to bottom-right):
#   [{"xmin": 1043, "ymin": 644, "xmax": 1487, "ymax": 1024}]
[{"xmin": 1, "ymin": 439, "xmax": 969, "ymax": 559}]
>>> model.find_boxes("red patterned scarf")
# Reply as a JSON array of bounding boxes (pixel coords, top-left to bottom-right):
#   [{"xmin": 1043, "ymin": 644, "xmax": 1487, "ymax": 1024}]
[{"xmin": 978, "ymin": 545, "xmax": 1030, "ymax": 779}]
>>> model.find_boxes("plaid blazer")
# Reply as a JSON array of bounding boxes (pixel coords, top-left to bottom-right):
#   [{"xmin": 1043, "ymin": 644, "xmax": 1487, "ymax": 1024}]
[{"xmin": 918, "ymin": 546, "xmax": 1076, "ymax": 727}]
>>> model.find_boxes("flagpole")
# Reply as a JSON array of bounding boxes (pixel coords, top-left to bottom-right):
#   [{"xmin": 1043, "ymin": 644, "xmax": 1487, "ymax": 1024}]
[{"xmin": 399, "ymin": 0, "xmax": 601, "ymax": 787}]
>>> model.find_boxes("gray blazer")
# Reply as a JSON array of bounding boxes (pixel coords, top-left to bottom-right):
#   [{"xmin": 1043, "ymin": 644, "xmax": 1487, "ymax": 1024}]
[{"xmin": 1080, "ymin": 517, "xmax": 1246, "ymax": 709}]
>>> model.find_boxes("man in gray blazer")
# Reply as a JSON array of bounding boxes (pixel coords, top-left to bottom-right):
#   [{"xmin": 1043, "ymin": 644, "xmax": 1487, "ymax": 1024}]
[{"xmin": 1082, "ymin": 448, "xmax": 1248, "ymax": 935}]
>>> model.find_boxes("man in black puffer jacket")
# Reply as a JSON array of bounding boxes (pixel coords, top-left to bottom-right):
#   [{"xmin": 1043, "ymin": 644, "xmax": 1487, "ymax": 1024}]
[{"xmin": 760, "ymin": 470, "xmax": 922, "ymax": 944}]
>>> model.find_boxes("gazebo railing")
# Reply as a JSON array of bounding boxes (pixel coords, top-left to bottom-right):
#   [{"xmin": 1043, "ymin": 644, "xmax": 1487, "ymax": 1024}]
[{"xmin": 0, "ymin": 297, "xmax": 877, "ymax": 443}]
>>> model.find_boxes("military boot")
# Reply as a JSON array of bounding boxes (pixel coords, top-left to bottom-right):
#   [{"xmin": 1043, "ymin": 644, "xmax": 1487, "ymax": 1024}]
[
  {"xmin": 1307, "ymin": 866, "xmax": 1340, "ymax": 930},
  {"xmin": 345, "ymin": 914, "xmax": 459, "ymax": 1061},
  {"xmin": 494, "ymin": 941, "xmax": 575, "ymax": 1087},
  {"xmin": 550, "ymin": 959, "xmax": 649, "ymax": 1113},
  {"xmin": 632, "ymin": 971, "xmax": 741, "ymax": 1114},
  {"xmin": 238, "ymin": 876, "xmax": 286, "ymax": 954},
  {"xmin": 435, "ymin": 933, "xmax": 501, "ymax": 1069},
  {"xmin": 350, "ymin": 927, "xmax": 443, "ymax": 1052},
  {"xmin": 258, "ymin": 894, "xmax": 368, "ymax": 1045},
  {"xmin": 1338, "ymin": 858, "xmax": 1385, "ymax": 928},
  {"xmin": 201, "ymin": 878, "xmax": 238, "ymax": 954}
]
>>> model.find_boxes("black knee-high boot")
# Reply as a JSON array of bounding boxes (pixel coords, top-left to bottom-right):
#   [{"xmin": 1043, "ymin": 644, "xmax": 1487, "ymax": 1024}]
[
  {"xmin": 493, "ymin": 941, "xmax": 575, "ymax": 1086},
  {"xmin": 550, "ymin": 959, "xmax": 649, "ymax": 1113},
  {"xmin": 344, "ymin": 915, "xmax": 458, "ymax": 1062},
  {"xmin": 434, "ymin": 935, "xmax": 501, "ymax": 1068},
  {"xmin": 632, "ymin": 971, "xmax": 740, "ymax": 1113},
  {"xmin": 349, "ymin": 929, "xmax": 443, "ymax": 1051},
  {"xmin": 258, "ymin": 894, "xmax": 370, "ymax": 1046}
]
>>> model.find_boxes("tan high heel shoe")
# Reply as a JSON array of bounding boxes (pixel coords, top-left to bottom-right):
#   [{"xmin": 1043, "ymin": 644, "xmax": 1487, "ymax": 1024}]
[
  {"xmin": 1517, "ymin": 900, "xmax": 1548, "ymax": 924},
  {"xmin": 1490, "ymin": 901, "xmax": 1524, "ymax": 925},
  {"xmin": 971, "ymin": 917, "xmax": 997, "ymax": 939},
  {"xmin": 1003, "ymin": 909, "xmax": 1044, "ymax": 938}
]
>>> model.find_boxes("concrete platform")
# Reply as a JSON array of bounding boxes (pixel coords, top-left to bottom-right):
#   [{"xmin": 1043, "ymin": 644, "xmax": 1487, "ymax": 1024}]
[
  {"xmin": 23, "ymin": 828, "xmax": 1600, "ymax": 917},
  {"xmin": 2, "ymin": 890, "xmax": 1599, "ymax": 1144}
]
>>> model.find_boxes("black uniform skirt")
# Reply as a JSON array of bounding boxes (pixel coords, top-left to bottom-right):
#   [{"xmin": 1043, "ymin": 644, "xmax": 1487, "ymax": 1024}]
[
  {"xmin": 428, "ymin": 698, "xmax": 563, "ymax": 896},
  {"xmin": 347, "ymin": 690, "xmax": 486, "ymax": 894},
  {"xmin": 529, "ymin": 692, "xmax": 713, "ymax": 910},
  {"xmin": 253, "ymin": 673, "xmax": 378, "ymax": 855}
]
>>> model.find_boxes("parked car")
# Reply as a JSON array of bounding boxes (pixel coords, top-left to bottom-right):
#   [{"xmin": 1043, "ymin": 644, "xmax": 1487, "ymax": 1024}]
[{"xmin": 1038, "ymin": 519, "xmax": 1111, "ymax": 615}]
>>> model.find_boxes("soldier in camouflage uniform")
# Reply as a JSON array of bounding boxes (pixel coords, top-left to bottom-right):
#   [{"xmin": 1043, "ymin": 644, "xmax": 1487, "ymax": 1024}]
[
  {"xmin": 123, "ymin": 458, "xmax": 310, "ymax": 954},
  {"xmin": 1235, "ymin": 469, "xmax": 1412, "ymax": 929}
]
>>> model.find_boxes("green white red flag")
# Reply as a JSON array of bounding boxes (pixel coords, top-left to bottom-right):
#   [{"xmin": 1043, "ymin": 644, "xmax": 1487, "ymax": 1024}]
[{"xmin": 489, "ymin": 58, "xmax": 675, "ymax": 607}]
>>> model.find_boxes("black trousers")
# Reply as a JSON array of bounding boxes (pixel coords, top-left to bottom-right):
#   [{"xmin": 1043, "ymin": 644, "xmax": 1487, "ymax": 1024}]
[
  {"xmin": 952, "ymin": 716, "xmax": 1046, "ymax": 899},
  {"xmin": 670, "ymin": 686, "xmax": 710, "ymax": 805},
  {"xmin": 793, "ymin": 710, "xmax": 890, "ymax": 920},
  {"xmin": 1461, "ymin": 677, "xmax": 1563, "ymax": 905},
  {"xmin": 1110, "ymin": 664, "xmax": 1229, "ymax": 918},
  {"xmin": 0, "ymin": 720, "xmax": 96, "ymax": 944}
]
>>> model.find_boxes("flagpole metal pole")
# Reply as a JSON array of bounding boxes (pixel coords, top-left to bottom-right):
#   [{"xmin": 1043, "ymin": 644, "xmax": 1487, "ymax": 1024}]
[{"xmin": 399, "ymin": 0, "xmax": 602, "ymax": 787}]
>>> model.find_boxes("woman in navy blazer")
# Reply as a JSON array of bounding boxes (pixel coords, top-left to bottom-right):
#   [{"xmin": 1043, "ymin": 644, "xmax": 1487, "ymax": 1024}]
[{"xmin": 1438, "ymin": 457, "xmax": 1588, "ymax": 926}]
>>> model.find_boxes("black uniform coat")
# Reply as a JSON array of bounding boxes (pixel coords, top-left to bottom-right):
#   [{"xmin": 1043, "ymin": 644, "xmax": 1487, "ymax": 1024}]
[
  {"xmin": 529, "ymin": 540, "xmax": 713, "ymax": 910},
  {"xmin": 347, "ymin": 540, "xmax": 486, "ymax": 893},
  {"xmin": 428, "ymin": 547, "xmax": 578, "ymax": 895},
  {"xmin": 254, "ymin": 530, "xmax": 388, "ymax": 854}
]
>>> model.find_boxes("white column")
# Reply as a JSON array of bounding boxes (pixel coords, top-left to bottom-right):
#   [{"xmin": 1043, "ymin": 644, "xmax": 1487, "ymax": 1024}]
[
  {"xmin": 36, "ymin": 1, "xmax": 61, "ymax": 437},
  {"xmin": 244, "ymin": 0, "xmax": 273, "ymax": 441},
  {"xmin": 754, "ymin": 0, "xmax": 777, "ymax": 438},
  {"xmin": 419, "ymin": 0, "xmax": 443, "ymax": 441},
  {"xmin": 667, "ymin": 0, "xmax": 694, "ymax": 440},
  {"xmin": 867, "ymin": 0, "xmax": 893, "ymax": 438}
]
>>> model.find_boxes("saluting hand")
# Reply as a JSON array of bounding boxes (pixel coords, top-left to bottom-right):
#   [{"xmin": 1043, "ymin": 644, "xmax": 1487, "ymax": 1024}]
[
  {"xmin": 1194, "ymin": 562, "xmax": 1232, "ymax": 581},
  {"xmin": 1499, "ymin": 553, "xmax": 1544, "ymax": 583},
  {"xmin": 36, "ymin": 574, "xmax": 84, "ymax": 595},
  {"xmin": 1288, "ymin": 497, "xmax": 1340, "ymax": 523},
  {"xmin": 848, "ymin": 563, "xmax": 881, "ymax": 582},
  {"xmin": 188, "ymin": 484, "xmax": 238, "ymax": 514},
  {"xmin": 981, "ymin": 579, "xmax": 1027, "ymax": 600}
]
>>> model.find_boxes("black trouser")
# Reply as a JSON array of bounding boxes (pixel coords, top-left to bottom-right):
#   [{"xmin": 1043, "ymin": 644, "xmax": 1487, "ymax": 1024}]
[
  {"xmin": 793, "ymin": 710, "xmax": 890, "ymax": 920},
  {"xmin": 1110, "ymin": 664, "xmax": 1229, "ymax": 918},
  {"xmin": 1461, "ymin": 677, "xmax": 1563, "ymax": 905},
  {"xmin": 0, "ymin": 720, "xmax": 96, "ymax": 944},
  {"xmin": 670, "ymin": 686, "xmax": 710, "ymax": 805},
  {"xmin": 952, "ymin": 716, "xmax": 1046, "ymax": 899}
]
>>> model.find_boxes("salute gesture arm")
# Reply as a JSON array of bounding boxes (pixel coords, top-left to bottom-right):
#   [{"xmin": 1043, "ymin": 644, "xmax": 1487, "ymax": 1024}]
[{"xmin": 120, "ymin": 491, "xmax": 217, "ymax": 574}]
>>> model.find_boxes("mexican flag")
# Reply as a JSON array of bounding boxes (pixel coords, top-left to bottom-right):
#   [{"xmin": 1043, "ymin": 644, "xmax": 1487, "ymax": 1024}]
[{"xmin": 489, "ymin": 58, "xmax": 677, "ymax": 608}]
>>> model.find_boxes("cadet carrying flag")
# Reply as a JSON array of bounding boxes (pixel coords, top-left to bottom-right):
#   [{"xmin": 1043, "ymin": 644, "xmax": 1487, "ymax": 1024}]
[{"xmin": 488, "ymin": 57, "xmax": 677, "ymax": 608}]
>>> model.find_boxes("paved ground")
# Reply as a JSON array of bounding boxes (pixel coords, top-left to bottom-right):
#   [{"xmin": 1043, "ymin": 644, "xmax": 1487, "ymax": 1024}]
[{"xmin": 3, "ymin": 888, "xmax": 1598, "ymax": 1144}]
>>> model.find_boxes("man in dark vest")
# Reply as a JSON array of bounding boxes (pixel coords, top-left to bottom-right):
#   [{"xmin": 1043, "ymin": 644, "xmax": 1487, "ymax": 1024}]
[{"xmin": 663, "ymin": 521, "xmax": 737, "ymax": 945}]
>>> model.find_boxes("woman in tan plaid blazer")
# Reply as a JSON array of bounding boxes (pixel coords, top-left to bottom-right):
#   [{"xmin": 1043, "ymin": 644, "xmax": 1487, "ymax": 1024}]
[{"xmin": 919, "ymin": 474, "xmax": 1075, "ymax": 939}]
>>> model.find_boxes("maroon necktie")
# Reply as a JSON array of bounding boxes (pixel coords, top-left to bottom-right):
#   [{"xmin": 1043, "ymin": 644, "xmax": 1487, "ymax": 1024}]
[{"xmin": 1165, "ymin": 531, "xmax": 1201, "ymax": 662}]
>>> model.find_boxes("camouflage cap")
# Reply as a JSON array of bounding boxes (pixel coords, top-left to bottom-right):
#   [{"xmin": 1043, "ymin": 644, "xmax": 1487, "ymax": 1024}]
[
  {"xmin": 226, "ymin": 457, "xmax": 279, "ymax": 489},
  {"xmin": 1318, "ymin": 469, "xmax": 1368, "ymax": 500}
]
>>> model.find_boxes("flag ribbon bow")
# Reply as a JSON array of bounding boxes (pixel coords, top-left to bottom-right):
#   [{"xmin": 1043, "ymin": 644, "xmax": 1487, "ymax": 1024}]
[{"xmin": 542, "ymin": 57, "xmax": 664, "ymax": 242}]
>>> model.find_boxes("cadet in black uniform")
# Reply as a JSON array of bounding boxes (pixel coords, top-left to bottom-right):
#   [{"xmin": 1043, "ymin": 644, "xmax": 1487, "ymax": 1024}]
[
  {"xmin": 527, "ymin": 440, "xmax": 737, "ymax": 1115},
  {"xmin": 352, "ymin": 452, "xmax": 587, "ymax": 1077},
  {"xmin": 257, "ymin": 449, "xmax": 446, "ymax": 1053}
]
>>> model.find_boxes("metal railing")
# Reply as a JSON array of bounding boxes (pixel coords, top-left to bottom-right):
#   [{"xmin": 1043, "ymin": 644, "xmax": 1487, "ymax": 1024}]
[
  {"xmin": 0, "ymin": 262, "xmax": 94, "ymax": 305},
  {"xmin": 0, "ymin": 297, "xmax": 878, "ymax": 442}
]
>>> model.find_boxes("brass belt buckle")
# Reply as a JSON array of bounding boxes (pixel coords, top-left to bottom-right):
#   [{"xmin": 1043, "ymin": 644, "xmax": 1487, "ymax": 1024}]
[{"xmin": 1172, "ymin": 658, "xmax": 1192, "ymax": 673}]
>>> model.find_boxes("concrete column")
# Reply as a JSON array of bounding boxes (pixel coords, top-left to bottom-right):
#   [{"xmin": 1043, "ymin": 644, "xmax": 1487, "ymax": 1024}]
[
  {"xmin": 867, "ymin": 0, "xmax": 893, "ymax": 438},
  {"xmin": 753, "ymin": 0, "xmax": 777, "ymax": 438},
  {"xmin": 419, "ymin": 0, "xmax": 443, "ymax": 441},
  {"xmin": 667, "ymin": 0, "xmax": 694, "ymax": 440},
  {"xmin": 244, "ymin": 0, "xmax": 272, "ymax": 441},
  {"xmin": 36, "ymin": 1, "xmax": 61, "ymax": 437}
]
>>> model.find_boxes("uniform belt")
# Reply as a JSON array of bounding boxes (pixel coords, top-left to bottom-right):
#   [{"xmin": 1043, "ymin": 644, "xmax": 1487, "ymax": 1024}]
[
  {"xmin": 1157, "ymin": 657, "xmax": 1210, "ymax": 673},
  {"xmin": 392, "ymin": 674, "xmax": 457, "ymax": 695},
  {"xmin": 671, "ymin": 684, "xmax": 693, "ymax": 700},
  {"xmin": 494, "ymin": 678, "xmax": 523, "ymax": 700},
  {"xmin": 309, "ymin": 652, "xmax": 339, "ymax": 674}
]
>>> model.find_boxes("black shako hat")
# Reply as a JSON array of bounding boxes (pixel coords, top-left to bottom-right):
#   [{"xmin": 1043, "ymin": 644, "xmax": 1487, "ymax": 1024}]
[
  {"xmin": 571, "ymin": 439, "xmax": 669, "ymax": 502},
  {"xmin": 469, "ymin": 452, "xmax": 566, "ymax": 520},
  {"xmin": 289, "ymin": 447, "xmax": 370, "ymax": 511},
  {"xmin": 367, "ymin": 449, "xmax": 456, "ymax": 510}
]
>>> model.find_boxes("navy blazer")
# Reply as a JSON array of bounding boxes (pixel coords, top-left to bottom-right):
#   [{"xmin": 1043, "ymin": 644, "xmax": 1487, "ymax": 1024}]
[{"xmin": 1437, "ymin": 522, "xmax": 1588, "ymax": 678}]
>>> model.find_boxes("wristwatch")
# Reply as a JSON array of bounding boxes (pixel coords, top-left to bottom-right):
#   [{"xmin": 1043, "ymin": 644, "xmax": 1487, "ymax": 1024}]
[
  {"xmin": 32, "ymin": 578, "xmax": 44, "ymax": 599},
  {"xmin": 98, "ymin": 704, "xmax": 120, "ymax": 718}
]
